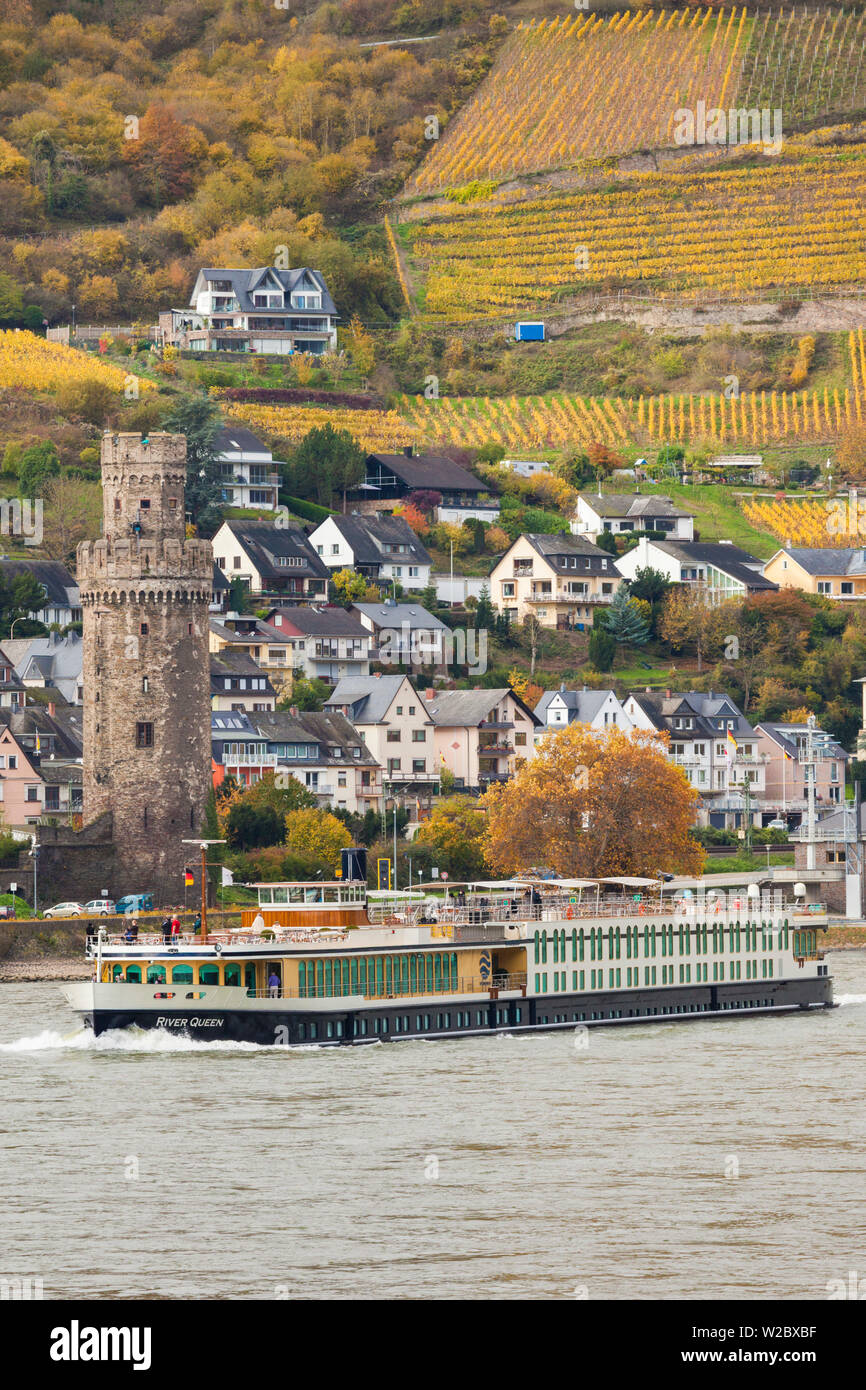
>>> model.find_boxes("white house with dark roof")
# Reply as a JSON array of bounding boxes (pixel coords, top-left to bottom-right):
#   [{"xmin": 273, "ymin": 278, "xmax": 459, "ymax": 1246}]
[
  {"xmin": 573, "ymin": 492, "xmax": 694, "ymax": 542},
  {"xmin": 0, "ymin": 559, "xmax": 80, "ymax": 629},
  {"xmin": 623, "ymin": 688, "xmax": 764, "ymax": 827},
  {"xmin": 615, "ymin": 538, "xmax": 777, "ymax": 604},
  {"xmin": 3, "ymin": 632, "xmax": 82, "ymax": 705},
  {"xmin": 351, "ymin": 450, "xmax": 498, "ymax": 524},
  {"xmin": 211, "ymin": 520, "xmax": 330, "ymax": 599},
  {"xmin": 534, "ymin": 686, "xmax": 632, "ymax": 743},
  {"xmin": 214, "ymin": 426, "xmax": 281, "ymax": 510},
  {"xmin": 350, "ymin": 601, "xmax": 450, "ymax": 667},
  {"xmin": 265, "ymin": 605, "xmax": 371, "ymax": 683},
  {"xmin": 489, "ymin": 532, "xmax": 622, "ymax": 629},
  {"xmin": 171, "ymin": 266, "xmax": 338, "ymax": 355},
  {"xmin": 308, "ymin": 512, "xmax": 432, "ymax": 591},
  {"xmin": 424, "ymin": 686, "xmax": 540, "ymax": 791},
  {"xmin": 249, "ymin": 709, "xmax": 382, "ymax": 814}
]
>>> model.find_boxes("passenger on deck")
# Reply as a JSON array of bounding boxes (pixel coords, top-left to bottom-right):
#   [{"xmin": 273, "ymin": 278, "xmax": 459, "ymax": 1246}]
[{"xmin": 268, "ymin": 971, "xmax": 280, "ymax": 998}]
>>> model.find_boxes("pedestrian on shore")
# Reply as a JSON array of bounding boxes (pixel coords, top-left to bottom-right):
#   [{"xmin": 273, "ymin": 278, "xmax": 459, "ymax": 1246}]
[{"xmin": 268, "ymin": 971, "xmax": 280, "ymax": 998}]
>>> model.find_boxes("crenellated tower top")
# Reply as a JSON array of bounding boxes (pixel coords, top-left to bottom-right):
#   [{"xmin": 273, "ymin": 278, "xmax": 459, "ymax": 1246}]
[{"xmin": 99, "ymin": 431, "xmax": 188, "ymax": 544}]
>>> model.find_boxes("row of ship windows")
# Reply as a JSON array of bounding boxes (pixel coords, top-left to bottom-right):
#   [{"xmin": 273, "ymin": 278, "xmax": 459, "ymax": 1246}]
[
  {"xmin": 297, "ymin": 1007, "xmax": 519, "ymax": 1040},
  {"xmin": 536, "ymin": 958, "xmax": 775, "ymax": 992},
  {"xmin": 533, "ymin": 925, "xmax": 797, "ymax": 964},
  {"xmin": 298, "ymin": 954, "xmax": 460, "ymax": 998},
  {"xmin": 539, "ymin": 999, "xmax": 779, "ymax": 1023}
]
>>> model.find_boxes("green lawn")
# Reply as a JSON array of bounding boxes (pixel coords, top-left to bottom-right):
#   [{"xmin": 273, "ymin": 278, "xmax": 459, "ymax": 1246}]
[{"xmin": 640, "ymin": 480, "xmax": 778, "ymax": 558}]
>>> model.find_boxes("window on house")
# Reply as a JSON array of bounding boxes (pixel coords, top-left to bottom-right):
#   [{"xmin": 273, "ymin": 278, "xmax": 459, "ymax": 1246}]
[
  {"xmin": 387, "ymin": 730, "xmax": 401, "ymax": 742},
  {"xmin": 26, "ymin": 786, "xmax": 39, "ymax": 802},
  {"xmin": 139, "ymin": 622, "xmax": 148, "ymax": 635},
  {"xmin": 8, "ymin": 755, "xmax": 16, "ymax": 769},
  {"xmin": 412, "ymin": 730, "xmax": 425, "ymax": 742},
  {"xmin": 140, "ymin": 499, "xmax": 150, "ymax": 510},
  {"xmin": 217, "ymin": 556, "xmax": 226, "ymax": 569},
  {"xmin": 233, "ymin": 556, "xmax": 241, "ymax": 569},
  {"xmin": 136, "ymin": 722, "xmax": 154, "ymax": 748},
  {"xmin": 142, "ymin": 677, "xmax": 149, "ymax": 693}
]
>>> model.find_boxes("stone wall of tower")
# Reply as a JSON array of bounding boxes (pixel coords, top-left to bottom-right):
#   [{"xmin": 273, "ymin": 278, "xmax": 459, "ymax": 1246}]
[{"xmin": 78, "ymin": 433, "xmax": 213, "ymax": 904}]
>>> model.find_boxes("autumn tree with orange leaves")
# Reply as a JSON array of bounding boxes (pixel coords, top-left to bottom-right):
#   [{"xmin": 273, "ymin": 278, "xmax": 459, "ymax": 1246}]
[{"xmin": 481, "ymin": 723, "xmax": 704, "ymax": 879}]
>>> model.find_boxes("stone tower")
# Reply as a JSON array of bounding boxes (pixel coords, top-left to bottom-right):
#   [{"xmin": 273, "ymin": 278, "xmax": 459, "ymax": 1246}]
[{"xmin": 78, "ymin": 433, "xmax": 213, "ymax": 901}]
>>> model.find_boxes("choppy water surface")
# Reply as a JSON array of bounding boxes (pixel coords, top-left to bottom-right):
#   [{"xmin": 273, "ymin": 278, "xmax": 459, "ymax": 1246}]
[{"xmin": 2, "ymin": 953, "xmax": 865, "ymax": 1300}]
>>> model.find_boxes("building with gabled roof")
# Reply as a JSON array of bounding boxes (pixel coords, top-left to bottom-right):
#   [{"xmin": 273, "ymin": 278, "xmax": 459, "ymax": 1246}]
[
  {"xmin": 615, "ymin": 538, "xmax": 777, "ymax": 603},
  {"xmin": 3, "ymin": 632, "xmax": 82, "ymax": 705},
  {"xmin": 211, "ymin": 520, "xmax": 329, "ymax": 600},
  {"xmin": 623, "ymin": 688, "xmax": 764, "ymax": 827},
  {"xmin": 350, "ymin": 600, "xmax": 450, "ymax": 667},
  {"xmin": 250, "ymin": 709, "xmax": 381, "ymax": 814},
  {"xmin": 210, "ymin": 649, "xmax": 276, "ymax": 713},
  {"xmin": 325, "ymin": 673, "xmax": 438, "ymax": 814},
  {"xmin": 573, "ymin": 492, "xmax": 694, "ymax": 542},
  {"xmin": 423, "ymin": 686, "xmax": 540, "ymax": 792},
  {"xmin": 754, "ymin": 721, "xmax": 846, "ymax": 822},
  {"xmin": 489, "ymin": 531, "xmax": 622, "ymax": 629},
  {"xmin": 167, "ymin": 265, "xmax": 338, "ymax": 355},
  {"xmin": 265, "ymin": 605, "xmax": 370, "ymax": 683},
  {"xmin": 534, "ymin": 685, "xmax": 632, "ymax": 741},
  {"xmin": 213, "ymin": 425, "xmax": 281, "ymax": 511},
  {"xmin": 351, "ymin": 450, "xmax": 497, "ymax": 523},
  {"xmin": 763, "ymin": 546, "xmax": 866, "ymax": 600},
  {"xmin": 309, "ymin": 512, "xmax": 432, "ymax": 591},
  {"xmin": 0, "ymin": 559, "xmax": 81, "ymax": 629}
]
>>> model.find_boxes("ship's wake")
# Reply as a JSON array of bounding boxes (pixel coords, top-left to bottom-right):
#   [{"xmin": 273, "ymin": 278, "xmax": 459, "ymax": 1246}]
[
  {"xmin": 0, "ymin": 1027, "xmax": 320, "ymax": 1054},
  {"xmin": 835, "ymin": 993, "xmax": 866, "ymax": 1007}
]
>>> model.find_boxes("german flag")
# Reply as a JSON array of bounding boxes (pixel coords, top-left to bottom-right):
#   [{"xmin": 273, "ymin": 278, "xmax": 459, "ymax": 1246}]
[{"xmin": 184, "ymin": 870, "xmax": 194, "ymax": 886}]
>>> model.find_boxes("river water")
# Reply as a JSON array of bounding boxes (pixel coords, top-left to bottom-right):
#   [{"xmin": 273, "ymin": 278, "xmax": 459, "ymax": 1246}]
[{"xmin": 1, "ymin": 951, "xmax": 865, "ymax": 1301}]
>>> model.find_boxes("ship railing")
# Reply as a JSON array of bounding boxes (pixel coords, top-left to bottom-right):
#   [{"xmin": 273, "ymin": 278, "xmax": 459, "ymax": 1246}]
[
  {"xmin": 376, "ymin": 892, "xmax": 815, "ymax": 929},
  {"xmin": 244, "ymin": 972, "xmax": 528, "ymax": 1001}
]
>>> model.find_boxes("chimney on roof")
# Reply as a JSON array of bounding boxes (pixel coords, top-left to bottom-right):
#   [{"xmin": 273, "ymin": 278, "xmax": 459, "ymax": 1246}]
[
  {"xmin": 560, "ymin": 681, "xmax": 566, "ymax": 692},
  {"xmin": 645, "ymin": 687, "xmax": 651, "ymax": 694},
  {"xmin": 666, "ymin": 688, "xmax": 672, "ymax": 698},
  {"xmin": 403, "ymin": 445, "xmax": 413, "ymax": 458},
  {"xmin": 289, "ymin": 705, "xmax": 299, "ymax": 717},
  {"xmin": 48, "ymin": 702, "xmax": 55, "ymax": 718},
  {"xmin": 426, "ymin": 689, "xmax": 435, "ymax": 700}
]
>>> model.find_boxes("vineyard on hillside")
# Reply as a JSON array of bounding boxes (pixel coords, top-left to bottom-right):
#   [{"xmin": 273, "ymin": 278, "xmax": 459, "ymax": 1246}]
[
  {"xmin": 0, "ymin": 330, "xmax": 153, "ymax": 396},
  {"xmin": 407, "ymin": 7, "xmax": 866, "ymax": 193},
  {"xmin": 220, "ymin": 331, "xmax": 866, "ymax": 455},
  {"xmin": 406, "ymin": 146, "xmax": 866, "ymax": 316},
  {"xmin": 740, "ymin": 497, "xmax": 851, "ymax": 546}
]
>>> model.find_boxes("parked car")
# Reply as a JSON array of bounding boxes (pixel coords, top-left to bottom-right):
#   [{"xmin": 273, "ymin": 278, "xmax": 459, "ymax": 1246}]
[
  {"xmin": 765, "ymin": 818, "xmax": 787, "ymax": 831},
  {"xmin": 115, "ymin": 893, "xmax": 154, "ymax": 915},
  {"xmin": 0, "ymin": 904, "xmax": 14, "ymax": 919},
  {"xmin": 43, "ymin": 902, "xmax": 84, "ymax": 918},
  {"xmin": 83, "ymin": 899, "xmax": 116, "ymax": 915}
]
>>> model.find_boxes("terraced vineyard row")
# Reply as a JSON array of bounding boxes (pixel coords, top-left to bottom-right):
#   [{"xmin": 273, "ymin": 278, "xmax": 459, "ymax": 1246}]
[
  {"xmin": 740, "ymin": 497, "xmax": 848, "ymax": 546},
  {"xmin": 407, "ymin": 6, "xmax": 866, "ymax": 194},
  {"xmin": 222, "ymin": 333, "xmax": 865, "ymax": 456},
  {"xmin": 407, "ymin": 146, "xmax": 866, "ymax": 316},
  {"xmin": 407, "ymin": 8, "xmax": 743, "ymax": 193}
]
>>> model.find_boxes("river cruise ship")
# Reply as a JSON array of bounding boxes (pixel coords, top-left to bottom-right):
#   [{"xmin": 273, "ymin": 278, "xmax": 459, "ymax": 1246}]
[{"xmin": 62, "ymin": 877, "xmax": 833, "ymax": 1044}]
